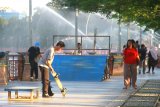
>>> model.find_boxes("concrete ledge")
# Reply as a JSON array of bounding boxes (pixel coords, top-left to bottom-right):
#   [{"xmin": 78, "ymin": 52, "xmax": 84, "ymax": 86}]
[{"xmin": 4, "ymin": 86, "xmax": 40, "ymax": 101}]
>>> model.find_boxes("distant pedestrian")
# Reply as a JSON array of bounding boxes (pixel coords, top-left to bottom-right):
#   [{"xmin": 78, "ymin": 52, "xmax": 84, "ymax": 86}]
[
  {"xmin": 123, "ymin": 39, "xmax": 140, "ymax": 89},
  {"xmin": 146, "ymin": 47, "xmax": 158, "ymax": 74},
  {"xmin": 28, "ymin": 42, "xmax": 41, "ymax": 80},
  {"xmin": 135, "ymin": 40, "xmax": 140, "ymax": 50},
  {"xmin": 138, "ymin": 44, "xmax": 147, "ymax": 74},
  {"xmin": 77, "ymin": 43, "xmax": 82, "ymax": 55},
  {"xmin": 157, "ymin": 48, "xmax": 160, "ymax": 68},
  {"xmin": 122, "ymin": 45, "xmax": 126, "ymax": 53}
]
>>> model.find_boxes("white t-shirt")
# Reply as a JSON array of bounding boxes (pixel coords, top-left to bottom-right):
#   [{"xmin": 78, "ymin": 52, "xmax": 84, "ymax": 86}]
[{"xmin": 38, "ymin": 46, "xmax": 55, "ymax": 69}]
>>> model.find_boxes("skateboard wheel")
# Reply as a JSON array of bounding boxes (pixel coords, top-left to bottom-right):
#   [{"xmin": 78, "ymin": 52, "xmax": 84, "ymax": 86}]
[
  {"xmin": 54, "ymin": 73, "xmax": 59, "ymax": 78},
  {"xmin": 61, "ymin": 88, "xmax": 67, "ymax": 96}
]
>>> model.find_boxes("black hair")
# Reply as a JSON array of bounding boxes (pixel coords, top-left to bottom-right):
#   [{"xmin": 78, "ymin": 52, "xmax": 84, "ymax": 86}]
[
  {"xmin": 131, "ymin": 39, "xmax": 136, "ymax": 49},
  {"xmin": 141, "ymin": 44, "xmax": 145, "ymax": 48},
  {"xmin": 126, "ymin": 39, "xmax": 132, "ymax": 48},
  {"xmin": 126, "ymin": 39, "xmax": 137, "ymax": 49},
  {"xmin": 56, "ymin": 41, "xmax": 65, "ymax": 47}
]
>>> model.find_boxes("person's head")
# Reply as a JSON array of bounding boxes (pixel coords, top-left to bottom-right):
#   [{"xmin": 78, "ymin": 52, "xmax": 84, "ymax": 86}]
[
  {"xmin": 54, "ymin": 41, "xmax": 65, "ymax": 51},
  {"xmin": 77, "ymin": 43, "xmax": 81, "ymax": 48},
  {"xmin": 127, "ymin": 39, "xmax": 133, "ymax": 48},
  {"xmin": 141, "ymin": 44, "xmax": 145, "ymax": 48},
  {"xmin": 131, "ymin": 39, "xmax": 136, "ymax": 49},
  {"xmin": 123, "ymin": 45, "xmax": 126, "ymax": 49},
  {"xmin": 34, "ymin": 41, "xmax": 40, "ymax": 47}
]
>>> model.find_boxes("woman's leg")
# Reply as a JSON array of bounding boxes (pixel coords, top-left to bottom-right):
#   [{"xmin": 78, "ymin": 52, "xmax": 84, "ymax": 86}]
[
  {"xmin": 131, "ymin": 64, "xmax": 137, "ymax": 89},
  {"xmin": 123, "ymin": 64, "xmax": 131, "ymax": 89}
]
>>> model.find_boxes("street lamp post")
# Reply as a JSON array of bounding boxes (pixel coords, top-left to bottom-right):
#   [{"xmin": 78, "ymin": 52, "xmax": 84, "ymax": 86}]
[
  {"xmin": 118, "ymin": 19, "xmax": 122, "ymax": 53},
  {"xmin": 29, "ymin": 0, "xmax": 32, "ymax": 46},
  {"xmin": 93, "ymin": 28, "xmax": 97, "ymax": 52},
  {"xmin": 75, "ymin": 8, "xmax": 78, "ymax": 52},
  {"xmin": 127, "ymin": 23, "xmax": 130, "ymax": 40},
  {"xmin": 139, "ymin": 27, "xmax": 142, "ymax": 48},
  {"xmin": 150, "ymin": 30, "xmax": 154, "ymax": 47}
]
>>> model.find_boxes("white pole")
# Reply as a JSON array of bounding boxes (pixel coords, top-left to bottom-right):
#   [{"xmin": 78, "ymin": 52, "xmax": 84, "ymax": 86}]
[
  {"xmin": 94, "ymin": 28, "xmax": 97, "ymax": 52},
  {"xmin": 29, "ymin": 0, "xmax": 32, "ymax": 46},
  {"xmin": 150, "ymin": 29, "xmax": 154, "ymax": 47},
  {"xmin": 139, "ymin": 27, "xmax": 142, "ymax": 49},
  {"xmin": 75, "ymin": 8, "xmax": 78, "ymax": 50},
  {"xmin": 118, "ymin": 19, "xmax": 121, "ymax": 53},
  {"xmin": 127, "ymin": 23, "xmax": 130, "ymax": 40}
]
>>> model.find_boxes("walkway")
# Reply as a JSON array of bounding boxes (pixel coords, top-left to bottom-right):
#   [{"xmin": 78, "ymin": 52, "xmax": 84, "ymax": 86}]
[{"xmin": 0, "ymin": 68, "xmax": 160, "ymax": 107}]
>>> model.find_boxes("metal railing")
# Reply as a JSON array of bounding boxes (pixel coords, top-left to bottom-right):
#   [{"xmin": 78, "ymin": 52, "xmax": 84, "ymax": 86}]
[{"xmin": 53, "ymin": 35, "xmax": 111, "ymax": 55}]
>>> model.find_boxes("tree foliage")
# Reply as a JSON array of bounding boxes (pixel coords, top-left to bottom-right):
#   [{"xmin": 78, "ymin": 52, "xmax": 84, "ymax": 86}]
[{"xmin": 48, "ymin": 0, "xmax": 160, "ymax": 31}]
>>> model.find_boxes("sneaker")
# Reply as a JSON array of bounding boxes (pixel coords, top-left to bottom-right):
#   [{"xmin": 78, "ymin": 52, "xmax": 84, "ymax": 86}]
[
  {"xmin": 123, "ymin": 86, "xmax": 128, "ymax": 89},
  {"xmin": 123, "ymin": 87, "xmax": 127, "ymax": 89},
  {"xmin": 48, "ymin": 82, "xmax": 54, "ymax": 96},
  {"xmin": 42, "ymin": 93, "xmax": 50, "ymax": 98},
  {"xmin": 133, "ymin": 86, "xmax": 137, "ymax": 89},
  {"xmin": 146, "ymin": 71, "xmax": 150, "ymax": 73},
  {"xmin": 35, "ymin": 78, "xmax": 39, "ymax": 81},
  {"xmin": 48, "ymin": 92, "xmax": 54, "ymax": 96},
  {"xmin": 143, "ymin": 70, "xmax": 145, "ymax": 74},
  {"xmin": 133, "ymin": 85, "xmax": 137, "ymax": 89},
  {"xmin": 30, "ymin": 77, "xmax": 34, "ymax": 81}
]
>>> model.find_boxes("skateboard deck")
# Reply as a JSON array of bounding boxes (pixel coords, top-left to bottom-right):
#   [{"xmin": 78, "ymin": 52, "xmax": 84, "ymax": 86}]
[{"xmin": 50, "ymin": 71, "xmax": 67, "ymax": 96}]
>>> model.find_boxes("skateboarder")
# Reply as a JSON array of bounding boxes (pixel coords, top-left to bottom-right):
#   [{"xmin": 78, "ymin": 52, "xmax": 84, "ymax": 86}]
[{"xmin": 38, "ymin": 41, "xmax": 65, "ymax": 98}]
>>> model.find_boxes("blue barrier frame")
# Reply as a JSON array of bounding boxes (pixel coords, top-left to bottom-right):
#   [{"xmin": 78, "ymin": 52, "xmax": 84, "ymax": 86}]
[{"xmin": 50, "ymin": 55, "xmax": 107, "ymax": 81}]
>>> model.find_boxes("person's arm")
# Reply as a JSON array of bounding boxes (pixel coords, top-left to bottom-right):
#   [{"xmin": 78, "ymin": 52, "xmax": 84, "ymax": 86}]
[
  {"xmin": 137, "ymin": 55, "xmax": 140, "ymax": 61},
  {"xmin": 123, "ymin": 49, "xmax": 126, "ymax": 61},
  {"xmin": 46, "ymin": 59, "xmax": 57, "ymax": 76},
  {"xmin": 27, "ymin": 47, "xmax": 31, "ymax": 56},
  {"xmin": 46, "ymin": 48, "xmax": 57, "ymax": 76},
  {"xmin": 37, "ymin": 47, "xmax": 42, "ymax": 58},
  {"xmin": 136, "ymin": 50, "xmax": 140, "ymax": 62}
]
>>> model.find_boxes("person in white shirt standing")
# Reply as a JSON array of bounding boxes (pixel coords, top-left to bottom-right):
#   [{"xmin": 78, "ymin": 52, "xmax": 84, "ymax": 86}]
[
  {"xmin": 147, "ymin": 46, "xmax": 158, "ymax": 74},
  {"xmin": 39, "ymin": 41, "xmax": 65, "ymax": 98}
]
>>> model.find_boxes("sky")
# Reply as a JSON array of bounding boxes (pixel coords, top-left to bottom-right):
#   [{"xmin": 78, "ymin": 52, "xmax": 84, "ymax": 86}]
[{"xmin": 0, "ymin": 0, "xmax": 51, "ymax": 14}]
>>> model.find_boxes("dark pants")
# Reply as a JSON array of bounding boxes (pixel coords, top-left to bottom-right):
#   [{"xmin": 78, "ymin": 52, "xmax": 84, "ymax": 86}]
[
  {"xmin": 148, "ymin": 59, "xmax": 157, "ymax": 73},
  {"xmin": 29, "ymin": 60, "xmax": 38, "ymax": 79},
  {"xmin": 139, "ymin": 59, "xmax": 146, "ymax": 74},
  {"xmin": 148, "ymin": 64, "xmax": 155, "ymax": 73},
  {"xmin": 39, "ymin": 66, "xmax": 50, "ymax": 94}
]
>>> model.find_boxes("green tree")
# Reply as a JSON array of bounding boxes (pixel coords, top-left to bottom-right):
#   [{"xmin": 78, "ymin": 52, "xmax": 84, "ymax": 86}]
[
  {"xmin": 0, "ymin": 17, "xmax": 8, "ymax": 48},
  {"xmin": 48, "ymin": 0, "xmax": 160, "ymax": 31},
  {"xmin": 0, "ymin": 17, "xmax": 7, "ymax": 31}
]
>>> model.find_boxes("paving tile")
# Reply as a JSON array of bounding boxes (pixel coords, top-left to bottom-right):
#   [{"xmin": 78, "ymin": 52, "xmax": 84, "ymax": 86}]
[{"xmin": 0, "ymin": 68, "xmax": 159, "ymax": 107}]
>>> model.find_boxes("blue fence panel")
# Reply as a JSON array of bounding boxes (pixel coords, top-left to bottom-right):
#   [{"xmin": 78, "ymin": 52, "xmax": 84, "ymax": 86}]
[{"xmin": 50, "ymin": 55, "xmax": 107, "ymax": 81}]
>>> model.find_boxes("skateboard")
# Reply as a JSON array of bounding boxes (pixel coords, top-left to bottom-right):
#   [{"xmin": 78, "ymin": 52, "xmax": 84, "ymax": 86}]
[{"xmin": 50, "ymin": 71, "xmax": 67, "ymax": 97}]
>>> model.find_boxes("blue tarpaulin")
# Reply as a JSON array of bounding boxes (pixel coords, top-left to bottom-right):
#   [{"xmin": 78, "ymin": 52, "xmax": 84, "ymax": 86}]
[{"xmin": 50, "ymin": 55, "xmax": 107, "ymax": 81}]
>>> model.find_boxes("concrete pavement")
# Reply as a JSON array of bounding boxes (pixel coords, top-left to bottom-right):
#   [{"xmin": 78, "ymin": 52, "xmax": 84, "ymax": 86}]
[{"xmin": 0, "ymin": 68, "xmax": 160, "ymax": 107}]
